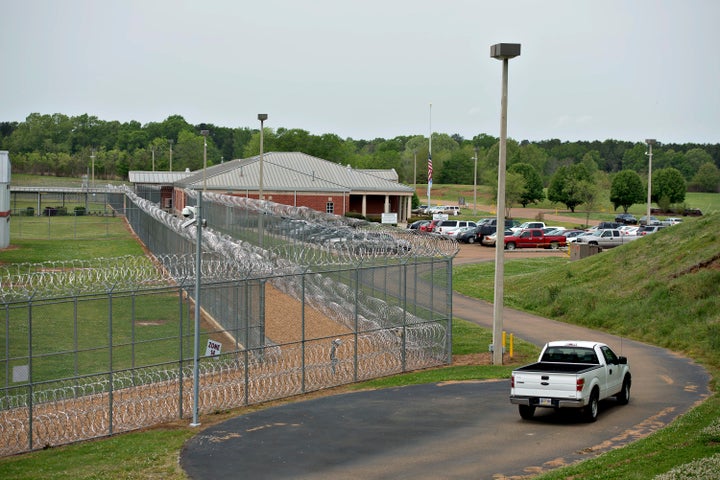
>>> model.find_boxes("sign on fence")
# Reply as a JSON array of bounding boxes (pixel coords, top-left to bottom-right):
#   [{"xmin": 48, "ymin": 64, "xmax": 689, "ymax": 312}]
[{"xmin": 205, "ymin": 339, "xmax": 222, "ymax": 357}]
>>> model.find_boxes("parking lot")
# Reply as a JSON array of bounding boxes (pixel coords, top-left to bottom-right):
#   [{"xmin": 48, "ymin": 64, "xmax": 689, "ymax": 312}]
[{"xmin": 454, "ymin": 242, "xmax": 568, "ymax": 264}]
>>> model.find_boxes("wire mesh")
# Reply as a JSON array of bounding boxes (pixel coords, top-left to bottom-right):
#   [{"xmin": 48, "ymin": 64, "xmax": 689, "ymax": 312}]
[{"xmin": 0, "ymin": 186, "xmax": 456, "ymax": 456}]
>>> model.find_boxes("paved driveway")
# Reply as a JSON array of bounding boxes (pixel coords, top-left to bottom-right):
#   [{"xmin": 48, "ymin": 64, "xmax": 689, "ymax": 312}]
[{"xmin": 181, "ymin": 290, "xmax": 710, "ymax": 479}]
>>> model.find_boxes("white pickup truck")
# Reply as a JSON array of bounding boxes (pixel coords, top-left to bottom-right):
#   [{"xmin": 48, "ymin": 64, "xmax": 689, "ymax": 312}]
[
  {"xmin": 575, "ymin": 228, "xmax": 640, "ymax": 249},
  {"xmin": 510, "ymin": 340, "xmax": 631, "ymax": 422}
]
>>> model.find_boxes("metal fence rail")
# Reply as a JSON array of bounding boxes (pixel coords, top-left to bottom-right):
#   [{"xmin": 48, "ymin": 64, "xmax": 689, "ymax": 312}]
[{"xmin": 0, "ymin": 187, "xmax": 456, "ymax": 456}]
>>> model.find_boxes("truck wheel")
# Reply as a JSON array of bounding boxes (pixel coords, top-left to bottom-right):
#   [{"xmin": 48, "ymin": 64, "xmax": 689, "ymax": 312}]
[
  {"xmin": 519, "ymin": 405, "xmax": 535, "ymax": 420},
  {"xmin": 467, "ymin": 236, "xmax": 475, "ymax": 244},
  {"xmin": 549, "ymin": 242, "xmax": 559, "ymax": 250},
  {"xmin": 616, "ymin": 376, "xmax": 631, "ymax": 405},
  {"xmin": 506, "ymin": 242, "xmax": 516, "ymax": 251},
  {"xmin": 583, "ymin": 390, "xmax": 599, "ymax": 422}
]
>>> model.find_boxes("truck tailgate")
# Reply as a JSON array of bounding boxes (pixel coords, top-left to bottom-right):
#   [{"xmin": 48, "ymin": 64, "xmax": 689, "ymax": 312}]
[{"xmin": 512, "ymin": 371, "xmax": 581, "ymax": 400}]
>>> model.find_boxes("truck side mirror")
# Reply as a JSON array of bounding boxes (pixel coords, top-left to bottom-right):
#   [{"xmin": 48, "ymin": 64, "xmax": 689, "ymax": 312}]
[{"xmin": 617, "ymin": 356, "xmax": 628, "ymax": 365}]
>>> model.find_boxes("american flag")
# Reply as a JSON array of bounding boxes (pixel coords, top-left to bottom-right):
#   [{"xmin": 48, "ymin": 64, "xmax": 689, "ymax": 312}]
[{"xmin": 427, "ymin": 153, "xmax": 433, "ymax": 185}]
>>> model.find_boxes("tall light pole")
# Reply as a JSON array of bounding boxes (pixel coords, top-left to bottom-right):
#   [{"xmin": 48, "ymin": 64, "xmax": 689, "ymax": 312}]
[
  {"xmin": 257, "ymin": 114, "xmax": 268, "ymax": 248},
  {"xmin": 201, "ymin": 130, "xmax": 209, "ymax": 192},
  {"xmin": 490, "ymin": 42, "xmax": 521, "ymax": 366},
  {"xmin": 90, "ymin": 148, "xmax": 96, "ymax": 192},
  {"xmin": 191, "ymin": 190, "xmax": 203, "ymax": 427},
  {"xmin": 473, "ymin": 147, "xmax": 479, "ymax": 215},
  {"xmin": 169, "ymin": 139, "xmax": 174, "ymax": 172},
  {"xmin": 151, "ymin": 145, "xmax": 156, "ymax": 171},
  {"xmin": 645, "ymin": 139, "xmax": 656, "ymax": 224},
  {"xmin": 413, "ymin": 149, "xmax": 417, "ymax": 193}
]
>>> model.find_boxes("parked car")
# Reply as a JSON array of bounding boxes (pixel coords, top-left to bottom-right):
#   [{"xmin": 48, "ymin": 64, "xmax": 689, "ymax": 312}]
[
  {"xmin": 411, "ymin": 205, "xmax": 428, "ymax": 215},
  {"xmin": 427, "ymin": 205, "xmax": 460, "ymax": 216},
  {"xmin": 504, "ymin": 228, "xmax": 567, "ymax": 250},
  {"xmin": 638, "ymin": 215, "xmax": 660, "ymax": 226},
  {"xmin": 575, "ymin": 229, "xmax": 640, "ymax": 248},
  {"xmin": 435, "ymin": 219, "xmax": 477, "ymax": 237},
  {"xmin": 419, "ymin": 218, "xmax": 442, "ymax": 233},
  {"xmin": 664, "ymin": 217, "xmax": 683, "ymax": 225},
  {"xmin": 476, "ymin": 218, "xmax": 519, "ymax": 243},
  {"xmin": 614, "ymin": 213, "xmax": 638, "ymax": 225},
  {"xmin": 618, "ymin": 225, "xmax": 639, "ymax": 236},
  {"xmin": 456, "ymin": 225, "xmax": 483, "ymax": 244},
  {"xmin": 510, "ymin": 221, "xmax": 546, "ymax": 235},
  {"xmin": 567, "ymin": 231, "xmax": 593, "ymax": 243},
  {"xmin": 637, "ymin": 225, "xmax": 666, "ymax": 236},
  {"xmin": 562, "ymin": 229, "xmax": 586, "ymax": 241},
  {"xmin": 481, "ymin": 228, "xmax": 513, "ymax": 247},
  {"xmin": 596, "ymin": 221, "xmax": 622, "ymax": 230},
  {"xmin": 407, "ymin": 219, "xmax": 430, "ymax": 230},
  {"xmin": 443, "ymin": 205, "xmax": 461, "ymax": 216}
]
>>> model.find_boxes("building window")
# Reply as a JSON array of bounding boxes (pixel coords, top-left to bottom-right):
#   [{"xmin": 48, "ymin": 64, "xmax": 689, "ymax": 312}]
[{"xmin": 326, "ymin": 202, "xmax": 334, "ymax": 214}]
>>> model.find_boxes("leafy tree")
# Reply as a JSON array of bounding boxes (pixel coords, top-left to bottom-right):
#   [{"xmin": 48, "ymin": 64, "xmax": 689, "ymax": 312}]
[
  {"xmin": 508, "ymin": 163, "xmax": 544, "ymax": 207},
  {"xmin": 514, "ymin": 143, "xmax": 550, "ymax": 179},
  {"xmin": 610, "ymin": 170, "xmax": 645, "ymax": 212},
  {"xmin": 472, "ymin": 133, "xmax": 497, "ymax": 150},
  {"xmin": 690, "ymin": 162, "xmax": 720, "ymax": 192},
  {"xmin": 578, "ymin": 179, "xmax": 599, "ymax": 227},
  {"xmin": 547, "ymin": 163, "xmax": 594, "ymax": 212},
  {"xmin": 504, "ymin": 171, "xmax": 526, "ymax": 217},
  {"xmin": 680, "ymin": 148, "xmax": 714, "ymax": 180},
  {"xmin": 652, "ymin": 167, "xmax": 686, "ymax": 205},
  {"xmin": 621, "ymin": 143, "xmax": 649, "ymax": 173}
]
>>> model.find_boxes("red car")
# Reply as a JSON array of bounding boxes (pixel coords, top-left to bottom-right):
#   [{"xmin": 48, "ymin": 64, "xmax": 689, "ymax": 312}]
[{"xmin": 419, "ymin": 219, "xmax": 442, "ymax": 233}]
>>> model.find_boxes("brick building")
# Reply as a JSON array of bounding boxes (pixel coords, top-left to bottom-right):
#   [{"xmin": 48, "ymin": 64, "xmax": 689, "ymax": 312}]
[{"xmin": 130, "ymin": 152, "xmax": 415, "ymax": 222}]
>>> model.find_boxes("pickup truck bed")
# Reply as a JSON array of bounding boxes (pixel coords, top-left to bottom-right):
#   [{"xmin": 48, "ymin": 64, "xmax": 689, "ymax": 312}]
[
  {"xmin": 510, "ymin": 341, "xmax": 631, "ymax": 422},
  {"xmin": 513, "ymin": 362, "xmax": 600, "ymax": 375}
]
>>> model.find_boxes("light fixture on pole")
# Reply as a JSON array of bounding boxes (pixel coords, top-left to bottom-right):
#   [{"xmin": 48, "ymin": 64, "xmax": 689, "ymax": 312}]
[
  {"xmin": 90, "ymin": 148, "xmax": 96, "ymax": 193},
  {"xmin": 490, "ymin": 42, "xmax": 521, "ymax": 366},
  {"xmin": 169, "ymin": 139, "xmax": 174, "ymax": 172},
  {"xmin": 257, "ymin": 114, "xmax": 268, "ymax": 248},
  {"xmin": 645, "ymin": 139, "xmax": 656, "ymax": 225},
  {"xmin": 201, "ymin": 130, "xmax": 209, "ymax": 192},
  {"xmin": 473, "ymin": 147, "xmax": 479, "ymax": 215}
]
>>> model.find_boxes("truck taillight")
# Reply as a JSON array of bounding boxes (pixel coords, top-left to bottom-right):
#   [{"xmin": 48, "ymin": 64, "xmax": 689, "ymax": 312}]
[
  {"xmin": 511, "ymin": 375, "xmax": 515, "ymax": 388},
  {"xmin": 576, "ymin": 378, "xmax": 585, "ymax": 392}
]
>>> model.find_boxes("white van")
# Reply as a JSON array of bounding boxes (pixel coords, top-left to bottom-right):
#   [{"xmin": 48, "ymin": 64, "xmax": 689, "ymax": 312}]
[{"xmin": 436, "ymin": 220, "xmax": 477, "ymax": 237}]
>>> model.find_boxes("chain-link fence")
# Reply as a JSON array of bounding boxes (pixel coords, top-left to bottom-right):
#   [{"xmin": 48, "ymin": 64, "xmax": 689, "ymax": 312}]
[{"xmin": 0, "ymin": 187, "xmax": 456, "ymax": 456}]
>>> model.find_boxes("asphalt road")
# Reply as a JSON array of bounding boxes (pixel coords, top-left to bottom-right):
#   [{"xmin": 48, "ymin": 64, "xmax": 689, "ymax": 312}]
[{"xmin": 181, "ymin": 247, "xmax": 710, "ymax": 479}]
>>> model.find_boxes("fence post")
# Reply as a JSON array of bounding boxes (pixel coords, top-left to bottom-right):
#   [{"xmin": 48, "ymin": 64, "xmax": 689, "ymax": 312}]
[{"xmin": 108, "ymin": 289, "xmax": 114, "ymax": 436}]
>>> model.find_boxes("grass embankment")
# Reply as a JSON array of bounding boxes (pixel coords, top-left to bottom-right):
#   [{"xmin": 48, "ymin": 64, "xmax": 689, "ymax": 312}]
[{"xmin": 454, "ymin": 212, "xmax": 720, "ymax": 479}]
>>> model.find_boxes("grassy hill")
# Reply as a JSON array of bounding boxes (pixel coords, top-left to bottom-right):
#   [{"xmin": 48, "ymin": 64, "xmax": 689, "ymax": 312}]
[
  {"xmin": 452, "ymin": 212, "xmax": 720, "ymax": 479},
  {"xmin": 454, "ymin": 212, "xmax": 720, "ymax": 379}
]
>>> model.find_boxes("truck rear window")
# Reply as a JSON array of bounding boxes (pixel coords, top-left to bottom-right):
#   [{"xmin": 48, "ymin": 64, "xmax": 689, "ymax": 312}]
[{"xmin": 541, "ymin": 347, "xmax": 598, "ymax": 364}]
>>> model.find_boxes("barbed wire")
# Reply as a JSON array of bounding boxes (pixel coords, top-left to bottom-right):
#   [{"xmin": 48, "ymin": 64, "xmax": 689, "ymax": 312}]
[{"xmin": 2, "ymin": 188, "xmax": 457, "ymax": 302}]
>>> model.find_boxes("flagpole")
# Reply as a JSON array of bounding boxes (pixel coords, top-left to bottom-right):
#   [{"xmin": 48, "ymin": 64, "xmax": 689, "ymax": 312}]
[{"xmin": 427, "ymin": 103, "xmax": 432, "ymax": 208}]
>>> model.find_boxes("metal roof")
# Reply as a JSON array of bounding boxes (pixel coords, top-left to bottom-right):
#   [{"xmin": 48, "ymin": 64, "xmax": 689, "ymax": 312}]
[
  {"xmin": 129, "ymin": 171, "xmax": 194, "ymax": 184},
  {"xmin": 174, "ymin": 152, "xmax": 414, "ymax": 194}
]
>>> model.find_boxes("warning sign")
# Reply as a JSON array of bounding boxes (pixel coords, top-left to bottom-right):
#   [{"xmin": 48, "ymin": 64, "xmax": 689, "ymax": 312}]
[{"xmin": 205, "ymin": 339, "xmax": 222, "ymax": 357}]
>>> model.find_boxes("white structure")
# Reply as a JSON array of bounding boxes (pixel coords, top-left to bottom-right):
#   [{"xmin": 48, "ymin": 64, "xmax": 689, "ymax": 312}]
[{"xmin": 0, "ymin": 151, "xmax": 10, "ymax": 248}]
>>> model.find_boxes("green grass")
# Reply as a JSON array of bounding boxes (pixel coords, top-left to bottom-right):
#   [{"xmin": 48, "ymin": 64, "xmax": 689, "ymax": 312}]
[
  {"xmin": 2, "ymin": 217, "xmax": 144, "ymax": 263},
  {"xmin": 422, "ymin": 184, "xmax": 720, "ymax": 224},
  {"xmin": 1, "ymin": 185, "xmax": 720, "ymax": 479},
  {"xmin": 452, "ymin": 212, "xmax": 720, "ymax": 479}
]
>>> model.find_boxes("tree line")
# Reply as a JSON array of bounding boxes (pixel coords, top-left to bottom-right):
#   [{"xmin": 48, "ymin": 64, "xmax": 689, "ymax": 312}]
[{"xmin": 2, "ymin": 113, "xmax": 719, "ymax": 212}]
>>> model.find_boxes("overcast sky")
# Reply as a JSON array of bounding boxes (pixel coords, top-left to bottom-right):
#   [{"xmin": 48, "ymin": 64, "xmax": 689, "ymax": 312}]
[{"xmin": 2, "ymin": 0, "xmax": 718, "ymax": 144}]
